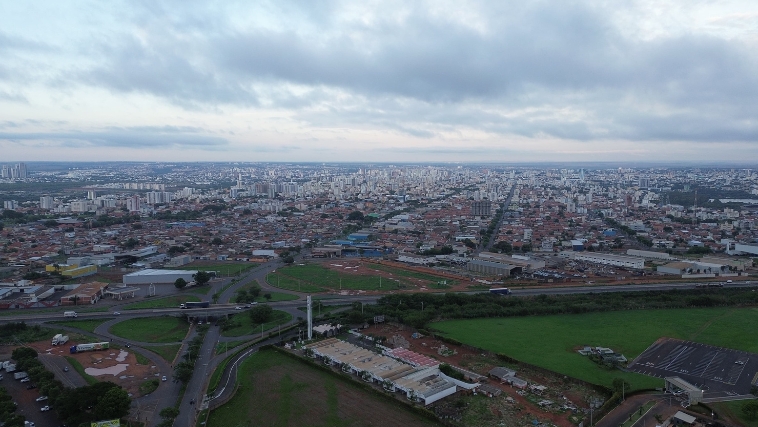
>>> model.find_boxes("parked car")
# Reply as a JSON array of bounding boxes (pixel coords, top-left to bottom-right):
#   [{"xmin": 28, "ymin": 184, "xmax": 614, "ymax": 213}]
[
  {"xmin": 36, "ymin": 396, "xmax": 48, "ymax": 402},
  {"xmin": 20, "ymin": 377, "xmax": 31, "ymax": 383},
  {"xmin": 40, "ymin": 405, "xmax": 50, "ymax": 412},
  {"xmin": 162, "ymin": 376, "xmax": 167, "ymax": 382},
  {"xmin": 63, "ymin": 366, "xmax": 69, "ymax": 372},
  {"xmin": 26, "ymin": 384, "xmax": 37, "ymax": 389}
]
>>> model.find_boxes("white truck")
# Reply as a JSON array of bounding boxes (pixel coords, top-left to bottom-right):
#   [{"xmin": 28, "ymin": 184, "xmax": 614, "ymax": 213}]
[
  {"xmin": 63, "ymin": 311, "xmax": 77, "ymax": 318},
  {"xmin": 52, "ymin": 334, "xmax": 69, "ymax": 345},
  {"xmin": 2, "ymin": 361, "xmax": 16, "ymax": 372},
  {"xmin": 13, "ymin": 371, "xmax": 28, "ymax": 380}
]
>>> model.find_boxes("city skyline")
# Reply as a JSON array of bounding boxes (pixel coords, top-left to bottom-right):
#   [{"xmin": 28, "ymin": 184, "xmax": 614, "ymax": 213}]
[{"xmin": 1, "ymin": 1, "xmax": 757, "ymax": 162}]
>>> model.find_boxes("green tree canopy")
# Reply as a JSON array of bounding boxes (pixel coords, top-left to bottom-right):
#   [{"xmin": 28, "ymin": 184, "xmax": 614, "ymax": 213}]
[
  {"xmin": 174, "ymin": 278, "xmax": 187, "ymax": 289},
  {"xmin": 250, "ymin": 304, "xmax": 273, "ymax": 324}
]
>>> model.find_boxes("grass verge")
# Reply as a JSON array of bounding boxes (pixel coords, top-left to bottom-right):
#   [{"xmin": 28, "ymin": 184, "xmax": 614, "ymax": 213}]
[
  {"xmin": 64, "ymin": 356, "xmax": 98, "ymax": 385},
  {"xmin": 110, "ymin": 317, "xmax": 189, "ymax": 343},
  {"xmin": 139, "ymin": 378, "xmax": 160, "ymax": 396},
  {"xmin": 147, "ymin": 344, "xmax": 183, "ymax": 364},
  {"xmin": 51, "ymin": 318, "xmax": 112, "ymax": 333},
  {"xmin": 122, "ymin": 295, "xmax": 200, "ymax": 310},
  {"xmin": 221, "ymin": 310, "xmax": 292, "ymax": 337}
]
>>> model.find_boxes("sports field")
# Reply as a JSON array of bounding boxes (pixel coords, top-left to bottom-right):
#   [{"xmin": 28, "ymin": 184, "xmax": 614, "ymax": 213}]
[
  {"xmin": 270, "ymin": 263, "xmax": 400, "ymax": 292},
  {"xmin": 207, "ymin": 348, "xmax": 439, "ymax": 427},
  {"xmin": 432, "ymin": 307, "xmax": 758, "ymax": 390}
]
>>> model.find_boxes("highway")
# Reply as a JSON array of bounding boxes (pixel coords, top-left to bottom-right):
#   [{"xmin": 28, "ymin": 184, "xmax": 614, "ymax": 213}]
[{"xmin": 2, "ymin": 253, "xmax": 755, "ymax": 427}]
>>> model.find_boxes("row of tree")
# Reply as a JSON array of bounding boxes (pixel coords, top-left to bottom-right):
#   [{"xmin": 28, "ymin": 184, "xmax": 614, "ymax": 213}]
[{"xmin": 336, "ymin": 287, "xmax": 758, "ymax": 329}]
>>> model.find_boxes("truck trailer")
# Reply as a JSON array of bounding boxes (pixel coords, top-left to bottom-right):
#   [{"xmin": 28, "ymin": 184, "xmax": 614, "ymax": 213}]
[
  {"xmin": 52, "ymin": 334, "xmax": 69, "ymax": 346},
  {"xmin": 70, "ymin": 342, "xmax": 110, "ymax": 354},
  {"xmin": 13, "ymin": 372, "xmax": 28, "ymax": 380},
  {"xmin": 63, "ymin": 311, "xmax": 77, "ymax": 318},
  {"xmin": 179, "ymin": 301, "xmax": 210, "ymax": 309},
  {"xmin": 489, "ymin": 287, "xmax": 512, "ymax": 296}
]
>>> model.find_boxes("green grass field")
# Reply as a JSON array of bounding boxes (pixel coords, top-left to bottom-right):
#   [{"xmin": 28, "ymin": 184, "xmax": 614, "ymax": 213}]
[
  {"xmin": 185, "ymin": 285, "xmax": 212, "ymax": 295},
  {"xmin": 52, "ymin": 318, "xmax": 112, "ymax": 333},
  {"xmin": 254, "ymin": 291, "xmax": 299, "ymax": 303},
  {"xmin": 207, "ymin": 348, "xmax": 438, "ymax": 427},
  {"xmin": 109, "ymin": 317, "xmax": 189, "ymax": 343},
  {"xmin": 432, "ymin": 307, "xmax": 758, "ymax": 391},
  {"xmin": 122, "ymin": 295, "xmax": 201, "ymax": 310},
  {"xmin": 221, "ymin": 310, "xmax": 293, "ymax": 337},
  {"xmin": 271, "ymin": 263, "xmax": 400, "ymax": 292}
]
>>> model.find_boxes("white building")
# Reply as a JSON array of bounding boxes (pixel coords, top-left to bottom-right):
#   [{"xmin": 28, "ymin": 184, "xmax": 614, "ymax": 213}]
[
  {"xmin": 561, "ymin": 252, "xmax": 645, "ymax": 269},
  {"xmin": 123, "ymin": 269, "xmax": 198, "ymax": 285}
]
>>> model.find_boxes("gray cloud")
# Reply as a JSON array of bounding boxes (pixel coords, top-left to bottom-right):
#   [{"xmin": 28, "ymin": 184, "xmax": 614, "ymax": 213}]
[
  {"xmin": 5, "ymin": 1, "xmax": 758, "ymax": 151},
  {"xmin": 0, "ymin": 126, "xmax": 229, "ymax": 149}
]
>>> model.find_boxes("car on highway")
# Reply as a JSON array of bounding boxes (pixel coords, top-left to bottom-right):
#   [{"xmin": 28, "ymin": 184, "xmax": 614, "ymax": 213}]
[
  {"xmin": 40, "ymin": 405, "xmax": 50, "ymax": 412},
  {"xmin": 113, "ymin": 311, "xmax": 121, "ymax": 315},
  {"xmin": 35, "ymin": 396, "xmax": 48, "ymax": 402},
  {"xmin": 235, "ymin": 306, "xmax": 243, "ymax": 310}
]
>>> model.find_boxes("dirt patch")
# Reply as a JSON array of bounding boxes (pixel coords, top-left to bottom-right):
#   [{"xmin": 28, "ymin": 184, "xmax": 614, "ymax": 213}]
[{"xmin": 25, "ymin": 340, "xmax": 162, "ymax": 396}]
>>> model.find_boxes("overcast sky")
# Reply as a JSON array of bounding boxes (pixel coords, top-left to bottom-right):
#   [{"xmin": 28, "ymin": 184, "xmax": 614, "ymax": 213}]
[{"xmin": 1, "ymin": 1, "xmax": 757, "ymax": 163}]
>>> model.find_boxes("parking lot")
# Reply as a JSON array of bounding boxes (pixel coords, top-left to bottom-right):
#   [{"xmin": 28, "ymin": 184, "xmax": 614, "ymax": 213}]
[
  {"xmin": 628, "ymin": 338, "xmax": 758, "ymax": 398},
  {"xmin": 2, "ymin": 372, "xmax": 61, "ymax": 426}
]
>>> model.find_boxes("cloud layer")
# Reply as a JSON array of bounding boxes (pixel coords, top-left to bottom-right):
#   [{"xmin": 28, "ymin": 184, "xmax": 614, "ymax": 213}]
[{"xmin": 1, "ymin": 0, "xmax": 758, "ymax": 161}]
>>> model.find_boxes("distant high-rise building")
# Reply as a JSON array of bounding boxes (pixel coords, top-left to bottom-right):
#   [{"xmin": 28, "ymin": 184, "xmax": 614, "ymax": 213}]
[
  {"xmin": 17, "ymin": 163, "xmax": 27, "ymax": 179},
  {"xmin": 638, "ymin": 177, "xmax": 650, "ymax": 188},
  {"xmin": 579, "ymin": 169, "xmax": 585, "ymax": 182},
  {"xmin": 471, "ymin": 200, "xmax": 493, "ymax": 217},
  {"xmin": 3, "ymin": 200, "xmax": 18, "ymax": 210},
  {"xmin": 87, "ymin": 190, "xmax": 97, "ymax": 200},
  {"xmin": 126, "ymin": 195, "xmax": 141, "ymax": 212},
  {"xmin": 40, "ymin": 196, "xmax": 54, "ymax": 210},
  {"xmin": 1, "ymin": 165, "xmax": 9, "ymax": 178}
]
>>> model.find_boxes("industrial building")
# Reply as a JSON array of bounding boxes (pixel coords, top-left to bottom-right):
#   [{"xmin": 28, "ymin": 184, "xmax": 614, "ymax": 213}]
[
  {"xmin": 466, "ymin": 258, "xmax": 520, "ymax": 276},
  {"xmin": 305, "ymin": 338, "xmax": 457, "ymax": 405},
  {"xmin": 60, "ymin": 281, "xmax": 109, "ymax": 305},
  {"xmin": 123, "ymin": 269, "xmax": 198, "ymax": 285},
  {"xmin": 626, "ymin": 249, "xmax": 674, "ymax": 261},
  {"xmin": 560, "ymin": 252, "xmax": 645, "ymax": 269},
  {"xmin": 478, "ymin": 252, "xmax": 546, "ymax": 271}
]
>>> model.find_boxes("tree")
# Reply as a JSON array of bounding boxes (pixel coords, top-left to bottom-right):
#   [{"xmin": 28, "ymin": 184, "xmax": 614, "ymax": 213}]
[
  {"xmin": 193, "ymin": 271, "xmax": 211, "ymax": 286},
  {"xmin": 347, "ymin": 211, "xmax": 365, "ymax": 221},
  {"xmin": 43, "ymin": 219, "xmax": 58, "ymax": 228},
  {"xmin": 250, "ymin": 304, "xmax": 273, "ymax": 324},
  {"xmin": 174, "ymin": 278, "xmax": 187, "ymax": 289},
  {"xmin": 743, "ymin": 401, "xmax": 758, "ymax": 420},
  {"xmin": 159, "ymin": 406, "xmax": 180, "ymax": 420},
  {"xmin": 12, "ymin": 346, "xmax": 37, "ymax": 362},
  {"xmin": 173, "ymin": 362, "xmax": 194, "ymax": 384},
  {"xmin": 612, "ymin": 378, "xmax": 631, "ymax": 394},
  {"xmin": 124, "ymin": 237, "xmax": 139, "ymax": 249},
  {"xmin": 264, "ymin": 293, "xmax": 272, "ymax": 301},
  {"xmin": 211, "ymin": 237, "xmax": 223, "ymax": 245},
  {"xmin": 94, "ymin": 387, "xmax": 131, "ymax": 420},
  {"xmin": 283, "ymin": 255, "xmax": 295, "ymax": 264}
]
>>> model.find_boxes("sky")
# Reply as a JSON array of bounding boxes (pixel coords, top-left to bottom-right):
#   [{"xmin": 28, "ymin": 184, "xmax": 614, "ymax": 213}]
[{"xmin": 1, "ymin": 0, "xmax": 757, "ymax": 163}]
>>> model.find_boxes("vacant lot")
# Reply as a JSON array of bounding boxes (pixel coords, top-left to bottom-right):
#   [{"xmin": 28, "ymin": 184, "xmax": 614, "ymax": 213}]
[
  {"xmin": 110, "ymin": 317, "xmax": 189, "ymax": 343},
  {"xmin": 433, "ymin": 307, "xmax": 758, "ymax": 390},
  {"xmin": 122, "ymin": 294, "xmax": 200, "ymax": 310},
  {"xmin": 208, "ymin": 349, "xmax": 439, "ymax": 427}
]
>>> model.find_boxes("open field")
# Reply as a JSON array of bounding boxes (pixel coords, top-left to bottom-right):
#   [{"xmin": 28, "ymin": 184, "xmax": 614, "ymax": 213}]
[
  {"xmin": 173, "ymin": 262, "xmax": 258, "ymax": 276},
  {"xmin": 52, "ymin": 318, "xmax": 112, "ymax": 333},
  {"xmin": 221, "ymin": 310, "xmax": 293, "ymax": 337},
  {"xmin": 272, "ymin": 263, "xmax": 401, "ymax": 291},
  {"xmin": 122, "ymin": 294, "xmax": 200, "ymax": 310},
  {"xmin": 255, "ymin": 291, "xmax": 300, "ymax": 303},
  {"xmin": 185, "ymin": 285, "xmax": 212, "ymax": 295},
  {"xmin": 207, "ymin": 348, "xmax": 439, "ymax": 427},
  {"xmin": 267, "ymin": 271, "xmax": 325, "ymax": 292},
  {"xmin": 110, "ymin": 317, "xmax": 189, "ymax": 343},
  {"xmin": 432, "ymin": 307, "xmax": 758, "ymax": 390}
]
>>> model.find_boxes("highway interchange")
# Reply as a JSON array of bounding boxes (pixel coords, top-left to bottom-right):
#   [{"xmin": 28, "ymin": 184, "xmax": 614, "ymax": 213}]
[{"xmin": 1, "ymin": 255, "xmax": 756, "ymax": 426}]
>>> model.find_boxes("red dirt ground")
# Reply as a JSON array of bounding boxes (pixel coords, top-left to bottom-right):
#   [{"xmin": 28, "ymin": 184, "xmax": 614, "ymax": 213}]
[{"xmin": 25, "ymin": 340, "xmax": 162, "ymax": 396}]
